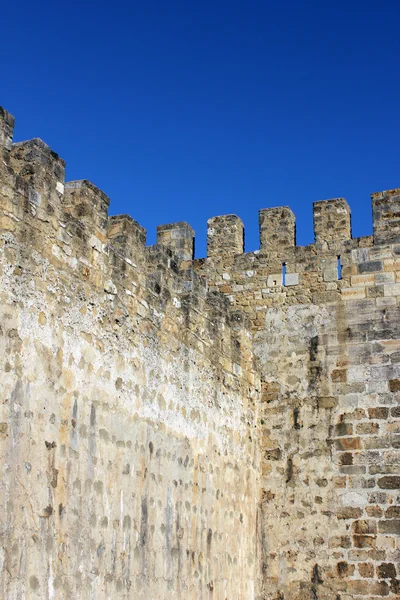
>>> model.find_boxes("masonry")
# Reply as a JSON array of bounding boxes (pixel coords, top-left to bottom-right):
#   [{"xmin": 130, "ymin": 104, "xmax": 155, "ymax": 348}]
[{"xmin": 0, "ymin": 107, "xmax": 399, "ymax": 599}]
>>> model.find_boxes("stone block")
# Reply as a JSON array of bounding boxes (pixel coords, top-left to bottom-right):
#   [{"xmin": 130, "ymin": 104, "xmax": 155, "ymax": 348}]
[
  {"xmin": 358, "ymin": 260, "xmax": 383, "ymax": 273},
  {"xmin": 377, "ymin": 563, "xmax": 397, "ymax": 579},
  {"xmin": 341, "ymin": 287, "xmax": 366, "ymax": 299},
  {"xmin": 385, "ymin": 506, "xmax": 400, "ymax": 518},
  {"xmin": 285, "ymin": 272, "xmax": 299, "ymax": 286},
  {"xmin": 335, "ymin": 422, "xmax": 353, "ymax": 436},
  {"xmin": 383, "ymin": 283, "xmax": 400, "ymax": 296},
  {"xmin": 368, "ymin": 407, "xmax": 389, "ymax": 419},
  {"xmin": 267, "ymin": 273, "xmax": 282, "ymax": 287},
  {"xmin": 375, "ymin": 272, "xmax": 395, "ymax": 284},
  {"xmin": 377, "ymin": 476, "xmax": 400, "ymax": 488},
  {"xmin": 318, "ymin": 396, "xmax": 338, "ymax": 409},
  {"xmin": 350, "ymin": 273, "xmax": 375, "ymax": 287},
  {"xmin": 347, "ymin": 580, "xmax": 389, "ymax": 596},
  {"xmin": 337, "ymin": 507, "xmax": 363, "ymax": 519},
  {"xmin": 353, "ymin": 519, "xmax": 377, "ymax": 535},
  {"xmin": 378, "ymin": 520, "xmax": 400, "ymax": 534},
  {"xmin": 358, "ymin": 562, "xmax": 374, "ymax": 578}
]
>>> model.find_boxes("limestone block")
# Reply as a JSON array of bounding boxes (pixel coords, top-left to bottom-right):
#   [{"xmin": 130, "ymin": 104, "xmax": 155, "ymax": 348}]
[
  {"xmin": 285, "ymin": 272, "xmax": 299, "ymax": 286},
  {"xmin": 267, "ymin": 273, "xmax": 282, "ymax": 287}
]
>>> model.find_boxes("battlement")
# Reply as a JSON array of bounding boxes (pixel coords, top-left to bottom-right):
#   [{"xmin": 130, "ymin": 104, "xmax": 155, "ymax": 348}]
[
  {"xmin": 2, "ymin": 107, "xmax": 400, "ymax": 270},
  {"xmin": 0, "ymin": 106, "xmax": 255, "ymax": 373}
]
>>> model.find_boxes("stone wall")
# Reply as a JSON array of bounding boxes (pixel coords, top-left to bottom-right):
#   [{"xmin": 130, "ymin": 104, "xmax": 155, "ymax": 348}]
[
  {"xmin": 0, "ymin": 109, "xmax": 260, "ymax": 599},
  {"xmin": 1, "ymin": 105, "xmax": 399, "ymax": 599},
  {"xmin": 193, "ymin": 197, "xmax": 400, "ymax": 598}
]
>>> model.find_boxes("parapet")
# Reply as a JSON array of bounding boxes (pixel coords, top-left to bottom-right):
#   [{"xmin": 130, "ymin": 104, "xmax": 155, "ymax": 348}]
[
  {"xmin": 157, "ymin": 221, "xmax": 195, "ymax": 261},
  {"xmin": 372, "ymin": 187, "xmax": 400, "ymax": 245},
  {"xmin": 0, "ymin": 107, "xmax": 15, "ymax": 151},
  {"xmin": 259, "ymin": 206, "xmax": 296, "ymax": 252},
  {"xmin": 313, "ymin": 198, "xmax": 351, "ymax": 247},
  {"xmin": 207, "ymin": 215, "xmax": 244, "ymax": 258}
]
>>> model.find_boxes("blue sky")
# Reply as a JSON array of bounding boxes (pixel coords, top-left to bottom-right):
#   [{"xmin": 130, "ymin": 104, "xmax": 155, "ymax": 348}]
[{"xmin": 2, "ymin": 1, "xmax": 400, "ymax": 256}]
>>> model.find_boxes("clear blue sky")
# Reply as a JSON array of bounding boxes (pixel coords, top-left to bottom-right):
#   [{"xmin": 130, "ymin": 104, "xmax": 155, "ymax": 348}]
[{"xmin": 2, "ymin": 1, "xmax": 400, "ymax": 256}]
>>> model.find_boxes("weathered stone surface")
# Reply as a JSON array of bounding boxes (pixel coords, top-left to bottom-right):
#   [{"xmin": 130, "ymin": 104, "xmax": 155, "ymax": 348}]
[
  {"xmin": 207, "ymin": 214, "xmax": 244, "ymax": 258},
  {"xmin": 372, "ymin": 188, "xmax": 400, "ymax": 245},
  {"xmin": 157, "ymin": 221, "xmax": 195, "ymax": 260},
  {"xmin": 378, "ymin": 520, "xmax": 400, "ymax": 534},
  {"xmin": 378, "ymin": 476, "xmax": 400, "ymax": 489},
  {"xmin": 1, "ymin": 105, "xmax": 400, "ymax": 599},
  {"xmin": 194, "ymin": 182, "xmax": 400, "ymax": 597},
  {"xmin": 377, "ymin": 563, "xmax": 397, "ymax": 579},
  {"xmin": 313, "ymin": 197, "xmax": 351, "ymax": 246},
  {"xmin": 0, "ymin": 111, "xmax": 260, "ymax": 599},
  {"xmin": 259, "ymin": 206, "xmax": 296, "ymax": 251}
]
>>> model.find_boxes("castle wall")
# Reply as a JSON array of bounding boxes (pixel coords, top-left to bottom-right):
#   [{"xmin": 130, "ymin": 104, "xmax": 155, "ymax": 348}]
[
  {"xmin": 1, "ymin": 105, "xmax": 400, "ymax": 600},
  {"xmin": 0, "ymin": 110, "xmax": 261, "ymax": 600},
  {"xmin": 193, "ymin": 198, "xmax": 400, "ymax": 598}
]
